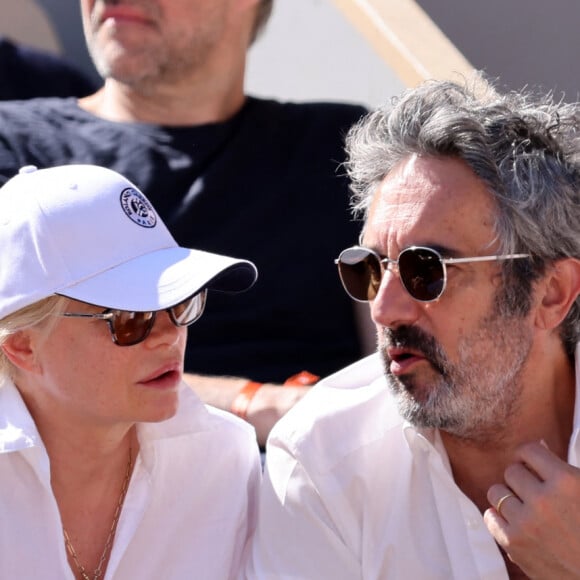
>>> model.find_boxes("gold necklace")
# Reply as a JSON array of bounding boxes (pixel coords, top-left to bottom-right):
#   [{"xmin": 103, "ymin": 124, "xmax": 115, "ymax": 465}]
[{"xmin": 63, "ymin": 448, "xmax": 133, "ymax": 580}]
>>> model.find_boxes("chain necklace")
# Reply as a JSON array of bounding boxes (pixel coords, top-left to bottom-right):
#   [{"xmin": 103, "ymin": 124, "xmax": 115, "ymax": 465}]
[{"xmin": 63, "ymin": 447, "xmax": 133, "ymax": 580}]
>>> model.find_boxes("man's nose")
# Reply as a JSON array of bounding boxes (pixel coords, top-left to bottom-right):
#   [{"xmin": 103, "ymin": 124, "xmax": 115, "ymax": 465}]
[{"xmin": 370, "ymin": 268, "xmax": 422, "ymax": 330}]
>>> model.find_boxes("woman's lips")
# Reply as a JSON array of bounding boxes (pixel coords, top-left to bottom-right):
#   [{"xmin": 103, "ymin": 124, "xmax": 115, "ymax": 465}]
[{"xmin": 139, "ymin": 365, "xmax": 182, "ymax": 389}]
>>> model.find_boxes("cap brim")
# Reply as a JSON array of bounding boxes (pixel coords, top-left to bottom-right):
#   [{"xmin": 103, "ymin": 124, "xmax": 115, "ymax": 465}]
[{"xmin": 57, "ymin": 247, "xmax": 257, "ymax": 311}]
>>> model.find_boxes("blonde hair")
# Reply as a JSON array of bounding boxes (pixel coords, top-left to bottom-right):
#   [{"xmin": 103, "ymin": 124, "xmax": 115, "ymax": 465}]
[{"xmin": 0, "ymin": 295, "xmax": 68, "ymax": 380}]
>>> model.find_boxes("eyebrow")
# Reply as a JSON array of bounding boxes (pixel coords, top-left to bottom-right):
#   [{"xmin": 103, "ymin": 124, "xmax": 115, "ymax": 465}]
[
  {"xmin": 363, "ymin": 243, "xmax": 464, "ymax": 260},
  {"xmin": 424, "ymin": 243, "xmax": 461, "ymax": 258}
]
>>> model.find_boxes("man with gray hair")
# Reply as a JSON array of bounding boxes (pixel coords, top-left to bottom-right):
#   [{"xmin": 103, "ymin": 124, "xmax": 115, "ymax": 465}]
[{"xmin": 247, "ymin": 79, "xmax": 580, "ymax": 578}]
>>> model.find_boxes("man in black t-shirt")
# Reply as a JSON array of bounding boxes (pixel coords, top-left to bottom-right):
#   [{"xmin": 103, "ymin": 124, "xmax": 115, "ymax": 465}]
[{"xmin": 0, "ymin": 0, "xmax": 371, "ymax": 445}]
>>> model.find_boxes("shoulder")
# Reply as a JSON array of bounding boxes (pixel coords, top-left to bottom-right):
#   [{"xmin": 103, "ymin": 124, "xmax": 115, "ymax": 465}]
[
  {"xmin": 239, "ymin": 97, "xmax": 369, "ymax": 170},
  {"xmin": 203, "ymin": 403, "xmax": 260, "ymax": 454},
  {"xmin": 0, "ymin": 97, "xmax": 82, "ymax": 132},
  {"xmin": 248, "ymin": 95, "xmax": 368, "ymax": 116},
  {"xmin": 245, "ymin": 96, "xmax": 368, "ymax": 133},
  {"xmin": 268, "ymin": 354, "xmax": 404, "ymax": 474},
  {"xmin": 0, "ymin": 38, "xmax": 97, "ymax": 100},
  {"xmin": 0, "ymin": 99, "xmax": 79, "ymax": 183},
  {"xmin": 147, "ymin": 385, "xmax": 259, "ymax": 462},
  {"xmin": 0, "ymin": 99, "xmax": 120, "ymax": 184},
  {"xmin": 182, "ymin": 385, "xmax": 257, "ymax": 438}
]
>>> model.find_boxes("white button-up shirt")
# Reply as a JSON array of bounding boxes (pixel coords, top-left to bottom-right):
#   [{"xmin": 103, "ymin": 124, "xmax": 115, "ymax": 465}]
[
  {"xmin": 0, "ymin": 380, "xmax": 261, "ymax": 580},
  {"xmin": 247, "ymin": 351, "xmax": 580, "ymax": 579}
]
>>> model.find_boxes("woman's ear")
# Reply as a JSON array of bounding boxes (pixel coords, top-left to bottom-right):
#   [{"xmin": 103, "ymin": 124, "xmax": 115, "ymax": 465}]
[
  {"xmin": 1, "ymin": 330, "xmax": 40, "ymax": 373},
  {"xmin": 535, "ymin": 258, "xmax": 580, "ymax": 330}
]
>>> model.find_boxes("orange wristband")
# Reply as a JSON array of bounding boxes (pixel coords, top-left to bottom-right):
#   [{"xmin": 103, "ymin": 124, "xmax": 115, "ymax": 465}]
[
  {"xmin": 231, "ymin": 381, "xmax": 263, "ymax": 420},
  {"xmin": 283, "ymin": 370, "xmax": 320, "ymax": 386}
]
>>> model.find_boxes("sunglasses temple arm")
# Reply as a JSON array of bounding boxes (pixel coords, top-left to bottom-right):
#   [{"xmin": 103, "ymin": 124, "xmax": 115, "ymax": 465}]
[
  {"xmin": 60, "ymin": 312, "xmax": 113, "ymax": 320},
  {"xmin": 442, "ymin": 253, "xmax": 530, "ymax": 265}
]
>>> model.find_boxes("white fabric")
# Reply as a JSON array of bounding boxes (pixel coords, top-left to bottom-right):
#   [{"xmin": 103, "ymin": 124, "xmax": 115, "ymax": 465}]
[
  {"xmin": 247, "ymin": 350, "xmax": 580, "ymax": 579},
  {"xmin": 0, "ymin": 380, "xmax": 261, "ymax": 580},
  {"xmin": 0, "ymin": 164, "xmax": 257, "ymax": 317}
]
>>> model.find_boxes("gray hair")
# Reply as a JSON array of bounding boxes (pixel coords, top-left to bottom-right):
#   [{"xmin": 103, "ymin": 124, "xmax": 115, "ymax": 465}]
[
  {"xmin": 345, "ymin": 78, "xmax": 580, "ymax": 353},
  {"xmin": 0, "ymin": 296, "xmax": 68, "ymax": 381}
]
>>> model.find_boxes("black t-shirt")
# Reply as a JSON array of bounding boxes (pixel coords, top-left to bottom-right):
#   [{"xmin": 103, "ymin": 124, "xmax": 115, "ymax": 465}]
[{"xmin": 0, "ymin": 96, "xmax": 367, "ymax": 382}]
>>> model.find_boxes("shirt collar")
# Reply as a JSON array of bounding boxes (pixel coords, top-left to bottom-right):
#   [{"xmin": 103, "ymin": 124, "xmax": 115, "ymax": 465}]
[
  {"xmin": 568, "ymin": 343, "xmax": 580, "ymax": 464},
  {"xmin": 0, "ymin": 378, "xmax": 42, "ymax": 453},
  {"xmin": 0, "ymin": 378, "xmax": 212, "ymax": 455}
]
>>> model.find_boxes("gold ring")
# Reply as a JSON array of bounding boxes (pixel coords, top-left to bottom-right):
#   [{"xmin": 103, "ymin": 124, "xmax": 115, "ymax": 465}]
[{"xmin": 496, "ymin": 492, "xmax": 516, "ymax": 517}]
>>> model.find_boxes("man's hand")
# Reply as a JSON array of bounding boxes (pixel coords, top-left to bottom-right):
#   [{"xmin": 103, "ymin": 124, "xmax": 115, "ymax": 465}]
[{"xmin": 484, "ymin": 441, "xmax": 580, "ymax": 579}]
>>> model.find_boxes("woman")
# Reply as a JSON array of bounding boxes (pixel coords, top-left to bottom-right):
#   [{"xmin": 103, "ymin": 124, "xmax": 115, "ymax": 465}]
[{"xmin": 0, "ymin": 164, "xmax": 260, "ymax": 579}]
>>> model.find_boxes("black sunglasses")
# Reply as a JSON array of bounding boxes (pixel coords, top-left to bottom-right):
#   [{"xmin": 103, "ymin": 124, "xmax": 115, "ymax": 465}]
[
  {"xmin": 335, "ymin": 246, "xmax": 530, "ymax": 303},
  {"xmin": 59, "ymin": 290, "xmax": 207, "ymax": 346}
]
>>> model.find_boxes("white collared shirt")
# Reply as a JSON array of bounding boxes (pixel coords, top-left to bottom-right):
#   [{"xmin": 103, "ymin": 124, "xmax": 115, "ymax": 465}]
[
  {"xmin": 0, "ymin": 379, "xmax": 261, "ymax": 580},
  {"xmin": 247, "ymin": 350, "xmax": 580, "ymax": 579}
]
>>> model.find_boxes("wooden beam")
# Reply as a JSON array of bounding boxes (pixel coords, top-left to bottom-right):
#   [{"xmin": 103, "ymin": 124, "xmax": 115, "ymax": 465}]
[{"xmin": 330, "ymin": 0, "xmax": 474, "ymax": 86}]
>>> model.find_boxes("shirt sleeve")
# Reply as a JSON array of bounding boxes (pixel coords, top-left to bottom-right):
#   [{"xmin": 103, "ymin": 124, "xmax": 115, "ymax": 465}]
[{"xmin": 245, "ymin": 434, "xmax": 361, "ymax": 580}]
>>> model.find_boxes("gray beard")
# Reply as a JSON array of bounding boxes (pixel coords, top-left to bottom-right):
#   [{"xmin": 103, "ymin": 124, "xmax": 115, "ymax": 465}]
[{"xmin": 382, "ymin": 310, "xmax": 533, "ymax": 443}]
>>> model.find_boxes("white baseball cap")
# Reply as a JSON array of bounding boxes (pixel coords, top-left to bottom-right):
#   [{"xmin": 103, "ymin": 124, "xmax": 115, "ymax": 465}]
[{"xmin": 0, "ymin": 164, "xmax": 258, "ymax": 318}]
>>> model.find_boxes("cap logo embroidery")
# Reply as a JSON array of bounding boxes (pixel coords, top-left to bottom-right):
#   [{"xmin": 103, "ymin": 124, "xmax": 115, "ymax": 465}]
[{"xmin": 120, "ymin": 187, "xmax": 157, "ymax": 228}]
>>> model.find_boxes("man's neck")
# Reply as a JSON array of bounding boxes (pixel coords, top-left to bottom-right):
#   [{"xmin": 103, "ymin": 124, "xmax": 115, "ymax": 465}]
[
  {"xmin": 442, "ymin": 348, "xmax": 576, "ymax": 512},
  {"xmin": 79, "ymin": 74, "xmax": 247, "ymax": 126}
]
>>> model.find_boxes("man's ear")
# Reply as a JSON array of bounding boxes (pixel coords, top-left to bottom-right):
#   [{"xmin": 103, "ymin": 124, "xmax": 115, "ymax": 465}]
[
  {"xmin": 535, "ymin": 258, "xmax": 580, "ymax": 330},
  {"xmin": 1, "ymin": 330, "xmax": 39, "ymax": 373}
]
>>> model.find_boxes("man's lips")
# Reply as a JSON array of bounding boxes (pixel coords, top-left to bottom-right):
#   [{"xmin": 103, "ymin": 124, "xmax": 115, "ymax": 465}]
[
  {"xmin": 99, "ymin": 6, "xmax": 154, "ymax": 26},
  {"xmin": 387, "ymin": 347, "xmax": 427, "ymax": 375}
]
